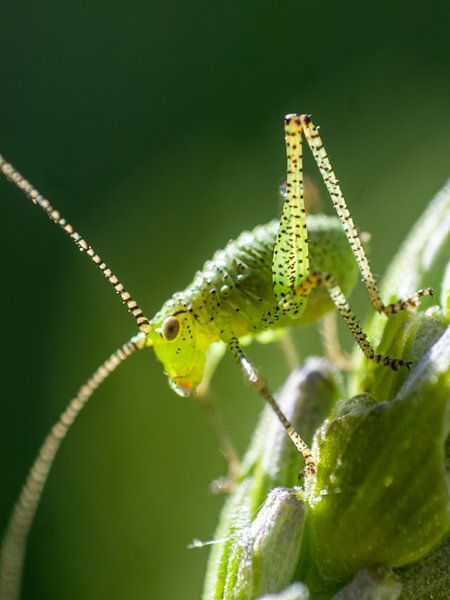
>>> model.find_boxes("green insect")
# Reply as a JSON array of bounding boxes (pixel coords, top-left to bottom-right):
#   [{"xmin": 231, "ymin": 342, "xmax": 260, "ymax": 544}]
[{"xmin": 0, "ymin": 114, "xmax": 432, "ymax": 600}]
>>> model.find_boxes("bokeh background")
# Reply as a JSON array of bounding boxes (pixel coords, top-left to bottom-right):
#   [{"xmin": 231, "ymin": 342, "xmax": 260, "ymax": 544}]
[{"xmin": 0, "ymin": 2, "xmax": 448, "ymax": 599}]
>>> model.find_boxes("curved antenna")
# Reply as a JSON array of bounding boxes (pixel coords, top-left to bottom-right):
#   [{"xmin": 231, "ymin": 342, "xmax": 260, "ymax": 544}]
[
  {"xmin": 0, "ymin": 333, "xmax": 146, "ymax": 600},
  {"xmin": 0, "ymin": 154, "xmax": 150, "ymax": 333}
]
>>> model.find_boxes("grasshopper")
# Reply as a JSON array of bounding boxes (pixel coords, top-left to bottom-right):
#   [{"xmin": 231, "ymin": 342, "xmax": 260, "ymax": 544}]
[{"xmin": 0, "ymin": 114, "xmax": 432, "ymax": 600}]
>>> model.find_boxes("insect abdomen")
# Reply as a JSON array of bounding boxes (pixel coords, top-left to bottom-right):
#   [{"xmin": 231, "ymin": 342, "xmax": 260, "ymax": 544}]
[{"xmin": 185, "ymin": 214, "xmax": 359, "ymax": 339}]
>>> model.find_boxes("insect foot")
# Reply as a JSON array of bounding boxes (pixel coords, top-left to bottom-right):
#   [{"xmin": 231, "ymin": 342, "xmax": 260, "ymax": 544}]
[
  {"xmin": 380, "ymin": 287, "xmax": 434, "ymax": 316},
  {"xmin": 371, "ymin": 353, "xmax": 412, "ymax": 372}
]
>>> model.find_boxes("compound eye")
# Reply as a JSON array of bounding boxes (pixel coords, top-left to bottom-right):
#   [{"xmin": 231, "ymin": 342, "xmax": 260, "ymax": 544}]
[{"xmin": 161, "ymin": 316, "xmax": 180, "ymax": 341}]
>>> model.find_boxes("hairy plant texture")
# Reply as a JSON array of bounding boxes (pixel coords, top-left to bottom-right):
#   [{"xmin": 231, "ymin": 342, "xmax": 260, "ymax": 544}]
[{"xmin": 204, "ymin": 182, "xmax": 450, "ymax": 600}]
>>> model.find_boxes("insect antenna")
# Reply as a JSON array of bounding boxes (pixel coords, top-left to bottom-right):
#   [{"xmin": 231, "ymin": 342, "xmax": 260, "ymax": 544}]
[
  {"xmin": 0, "ymin": 154, "xmax": 155, "ymax": 598},
  {"xmin": 0, "ymin": 333, "xmax": 147, "ymax": 600},
  {"xmin": 0, "ymin": 154, "xmax": 150, "ymax": 332}
]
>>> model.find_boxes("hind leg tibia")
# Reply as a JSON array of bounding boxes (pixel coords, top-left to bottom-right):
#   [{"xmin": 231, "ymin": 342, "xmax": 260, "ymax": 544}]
[{"xmin": 295, "ymin": 272, "xmax": 412, "ymax": 371}]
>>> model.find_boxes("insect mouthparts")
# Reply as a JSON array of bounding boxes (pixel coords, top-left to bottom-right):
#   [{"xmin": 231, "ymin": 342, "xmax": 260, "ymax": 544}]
[{"xmin": 168, "ymin": 378, "xmax": 195, "ymax": 398}]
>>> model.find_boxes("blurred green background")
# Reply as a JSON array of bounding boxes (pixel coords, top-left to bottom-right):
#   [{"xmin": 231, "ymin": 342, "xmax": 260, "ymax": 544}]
[{"xmin": 0, "ymin": 1, "xmax": 448, "ymax": 599}]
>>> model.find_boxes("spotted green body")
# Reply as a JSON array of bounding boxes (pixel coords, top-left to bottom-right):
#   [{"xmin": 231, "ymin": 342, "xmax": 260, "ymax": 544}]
[{"xmin": 149, "ymin": 214, "xmax": 358, "ymax": 393}]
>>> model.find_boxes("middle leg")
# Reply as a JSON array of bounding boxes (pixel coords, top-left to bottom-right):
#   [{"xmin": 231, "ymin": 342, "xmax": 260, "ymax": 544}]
[{"xmin": 320, "ymin": 311, "xmax": 353, "ymax": 371}]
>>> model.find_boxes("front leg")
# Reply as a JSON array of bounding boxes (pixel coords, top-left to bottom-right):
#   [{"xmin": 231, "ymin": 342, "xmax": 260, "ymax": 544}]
[{"xmin": 227, "ymin": 336, "xmax": 316, "ymax": 476}]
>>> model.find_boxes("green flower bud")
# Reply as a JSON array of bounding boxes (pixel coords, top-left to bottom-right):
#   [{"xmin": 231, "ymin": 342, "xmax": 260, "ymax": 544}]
[
  {"xmin": 251, "ymin": 488, "xmax": 305, "ymax": 596},
  {"xmin": 220, "ymin": 488, "xmax": 305, "ymax": 599}
]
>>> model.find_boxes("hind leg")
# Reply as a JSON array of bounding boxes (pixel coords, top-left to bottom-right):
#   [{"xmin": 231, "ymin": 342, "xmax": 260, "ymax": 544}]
[{"xmin": 295, "ymin": 272, "xmax": 412, "ymax": 371}]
